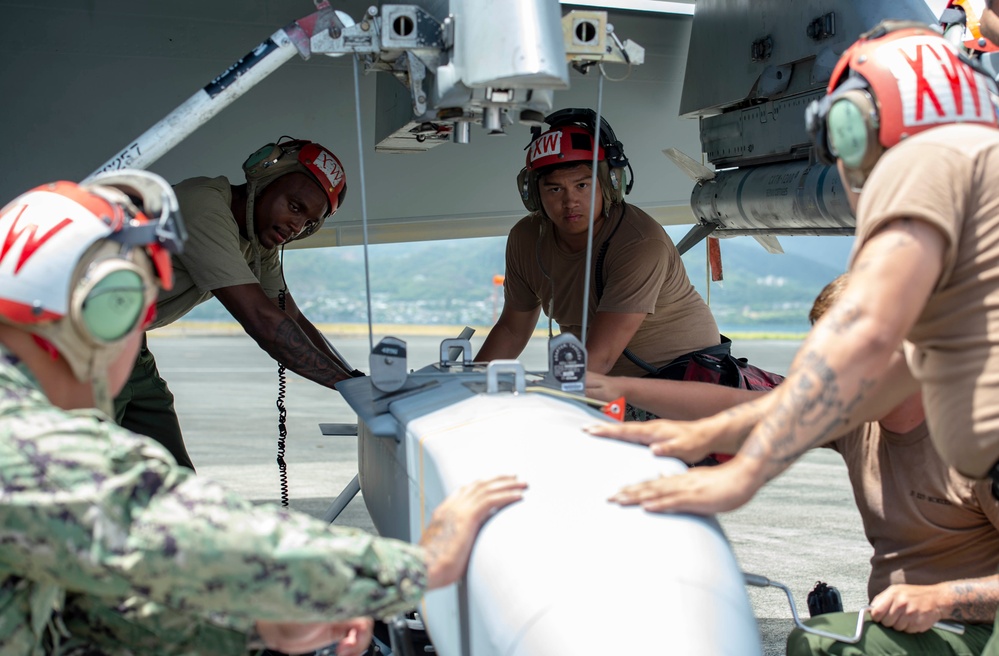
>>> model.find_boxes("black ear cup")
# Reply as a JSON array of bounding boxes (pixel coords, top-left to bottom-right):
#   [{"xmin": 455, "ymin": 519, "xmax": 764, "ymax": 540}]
[{"xmin": 517, "ymin": 167, "xmax": 541, "ymax": 212}]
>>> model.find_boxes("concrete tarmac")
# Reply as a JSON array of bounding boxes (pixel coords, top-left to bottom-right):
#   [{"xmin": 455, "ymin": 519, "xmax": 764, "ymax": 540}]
[{"xmin": 147, "ymin": 329, "xmax": 870, "ymax": 656}]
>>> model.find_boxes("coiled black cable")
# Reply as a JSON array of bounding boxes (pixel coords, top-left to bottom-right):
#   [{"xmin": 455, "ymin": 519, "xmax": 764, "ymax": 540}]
[
  {"xmin": 276, "ymin": 248, "xmax": 289, "ymax": 508},
  {"xmin": 276, "ymin": 316, "xmax": 289, "ymax": 506}
]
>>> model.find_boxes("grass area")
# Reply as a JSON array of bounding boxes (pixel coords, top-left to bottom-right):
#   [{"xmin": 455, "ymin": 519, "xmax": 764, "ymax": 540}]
[
  {"xmin": 152, "ymin": 322, "xmax": 806, "ymax": 341},
  {"xmin": 726, "ymin": 331, "xmax": 807, "ymax": 341}
]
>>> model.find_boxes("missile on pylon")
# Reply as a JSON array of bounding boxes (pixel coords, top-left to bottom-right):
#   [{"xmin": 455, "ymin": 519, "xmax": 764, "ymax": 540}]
[
  {"xmin": 671, "ymin": 0, "xmax": 941, "ymax": 254},
  {"xmin": 338, "ymin": 345, "xmax": 761, "ymax": 655},
  {"xmin": 677, "ymin": 159, "xmax": 855, "ymax": 254}
]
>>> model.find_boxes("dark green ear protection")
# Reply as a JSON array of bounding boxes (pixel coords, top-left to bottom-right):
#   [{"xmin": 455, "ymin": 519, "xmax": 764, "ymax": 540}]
[
  {"xmin": 243, "ymin": 142, "xmax": 291, "ymax": 178},
  {"xmin": 241, "ymin": 138, "xmax": 316, "ymax": 181}
]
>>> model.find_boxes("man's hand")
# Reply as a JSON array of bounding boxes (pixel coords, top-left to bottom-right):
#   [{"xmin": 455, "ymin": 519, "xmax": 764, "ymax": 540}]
[
  {"xmin": 584, "ymin": 372, "xmax": 623, "ymax": 403},
  {"xmin": 421, "ymin": 476, "xmax": 527, "ymax": 589},
  {"xmin": 608, "ymin": 458, "xmax": 765, "ymax": 515},
  {"xmin": 870, "ymin": 584, "xmax": 944, "ymax": 633},
  {"xmin": 256, "ymin": 616, "xmax": 374, "ymax": 656},
  {"xmin": 584, "ymin": 418, "xmax": 722, "ymax": 463},
  {"xmin": 870, "ymin": 575, "xmax": 999, "ymax": 630}
]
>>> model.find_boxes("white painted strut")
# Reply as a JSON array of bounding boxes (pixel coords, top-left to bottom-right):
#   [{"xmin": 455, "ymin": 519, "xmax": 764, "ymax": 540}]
[{"xmin": 84, "ymin": 28, "xmax": 301, "ymax": 180}]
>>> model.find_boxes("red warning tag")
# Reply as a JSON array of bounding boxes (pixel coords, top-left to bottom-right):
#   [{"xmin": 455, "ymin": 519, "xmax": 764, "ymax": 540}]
[
  {"xmin": 601, "ymin": 396, "xmax": 626, "ymax": 421},
  {"xmin": 708, "ymin": 237, "xmax": 723, "ymax": 282}
]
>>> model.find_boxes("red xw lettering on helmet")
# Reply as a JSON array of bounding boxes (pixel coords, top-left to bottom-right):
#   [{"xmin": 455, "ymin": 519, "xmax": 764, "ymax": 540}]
[
  {"xmin": 529, "ymin": 132, "xmax": 563, "ymax": 163},
  {"xmin": 312, "ymin": 152, "xmax": 344, "ymax": 188},
  {"xmin": 0, "ymin": 206, "xmax": 73, "ymax": 274},
  {"xmin": 895, "ymin": 40, "xmax": 990, "ymax": 125}
]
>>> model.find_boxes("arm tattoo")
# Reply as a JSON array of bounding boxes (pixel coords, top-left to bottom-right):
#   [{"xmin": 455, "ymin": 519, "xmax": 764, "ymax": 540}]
[
  {"xmin": 422, "ymin": 510, "xmax": 458, "ymax": 572},
  {"xmin": 948, "ymin": 580, "xmax": 999, "ymax": 623},
  {"xmin": 746, "ymin": 218, "xmax": 924, "ymax": 476},
  {"xmin": 742, "ymin": 347, "xmax": 876, "ymax": 479},
  {"xmin": 823, "ymin": 302, "xmax": 861, "ymax": 336},
  {"xmin": 267, "ymin": 317, "xmax": 349, "ymax": 388}
]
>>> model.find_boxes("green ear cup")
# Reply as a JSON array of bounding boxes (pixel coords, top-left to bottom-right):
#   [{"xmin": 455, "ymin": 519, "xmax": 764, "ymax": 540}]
[
  {"xmin": 81, "ymin": 269, "xmax": 146, "ymax": 342},
  {"xmin": 827, "ymin": 99, "xmax": 870, "ymax": 170}
]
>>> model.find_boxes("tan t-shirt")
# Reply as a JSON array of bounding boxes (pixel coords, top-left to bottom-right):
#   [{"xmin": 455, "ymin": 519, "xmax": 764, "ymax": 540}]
[
  {"xmin": 851, "ymin": 124, "xmax": 999, "ymax": 478},
  {"xmin": 151, "ymin": 176, "xmax": 283, "ymax": 329},
  {"xmin": 503, "ymin": 203, "xmax": 719, "ymax": 376},
  {"xmin": 830, "ymin": 421, "xmax": 999, "ymax": 600}
]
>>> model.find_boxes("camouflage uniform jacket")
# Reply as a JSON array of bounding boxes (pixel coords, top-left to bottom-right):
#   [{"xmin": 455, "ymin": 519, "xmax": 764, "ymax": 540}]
[{"xmin": 0, "ymin": 345, "xmax": 427, "ymax": 655}]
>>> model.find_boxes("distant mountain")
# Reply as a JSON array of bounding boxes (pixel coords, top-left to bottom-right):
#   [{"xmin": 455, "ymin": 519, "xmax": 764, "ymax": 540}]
[
  {"xmin": 662, "ymin": 227, "xmax": 854, "ymax": 273},
  {"xmin": 770, "ymin": 234, "xmax": 855, "ymax": 271},
  {"xmin": 668, "ymin": 233, "xmax": 847, "ymax": 332},
  {"xmin": 182, "ymin": 230, "xmax": 851, "ymax": 333}
]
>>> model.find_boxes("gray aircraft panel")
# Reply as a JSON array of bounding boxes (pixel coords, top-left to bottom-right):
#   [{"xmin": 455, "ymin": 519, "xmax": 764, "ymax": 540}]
[{"xmin": 0, "ymin": 1, "xmax": 701, "ymax": 246}]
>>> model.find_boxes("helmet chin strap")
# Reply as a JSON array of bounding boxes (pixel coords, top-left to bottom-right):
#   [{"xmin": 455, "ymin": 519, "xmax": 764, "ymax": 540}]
[{"xmin": 91, "ymin": 373, "xmax": 112, "ymax": 416}]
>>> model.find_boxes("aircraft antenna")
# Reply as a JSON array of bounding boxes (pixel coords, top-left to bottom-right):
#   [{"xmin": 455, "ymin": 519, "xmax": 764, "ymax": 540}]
[{"xmin": 352, "ymin": 53, "xmax": 375, "ymax": 353}]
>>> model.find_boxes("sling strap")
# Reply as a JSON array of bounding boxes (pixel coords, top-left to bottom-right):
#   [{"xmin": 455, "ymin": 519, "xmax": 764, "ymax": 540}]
[{"xmin": 593, "ymin": 210, "xmax": 727, "ymax": 375}]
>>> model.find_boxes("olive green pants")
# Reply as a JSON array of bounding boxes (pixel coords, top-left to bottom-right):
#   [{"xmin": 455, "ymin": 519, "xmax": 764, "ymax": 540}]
[
  {"xmin": 113, "ymin": 336, "xmax": 194, "ymax": 470},
  {"xmin": 787, "ymin": 612, "xmax": 992, "ymax": 656},
  {"xmin": 983, "ymin": 613, "xmax": 999, "ymax": 656}
]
